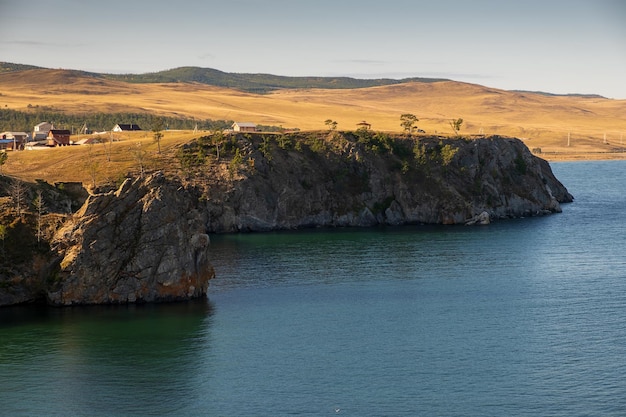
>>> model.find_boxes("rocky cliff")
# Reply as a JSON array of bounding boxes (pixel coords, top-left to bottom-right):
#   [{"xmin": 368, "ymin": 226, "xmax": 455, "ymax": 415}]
[
  {"xmin": 191, "ymin": 133, "xmax": 572, "ymax": 231},
  {"xmin": 48, "ymin": 172, "xmax": 214, "ymax": 306},
  {"xmin": 0, "ymin": 132, "xmax": 572, "ymax": 306}
]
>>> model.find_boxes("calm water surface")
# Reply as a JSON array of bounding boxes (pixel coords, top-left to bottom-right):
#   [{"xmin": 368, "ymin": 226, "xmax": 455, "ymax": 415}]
[{"xmin": 1, "ymin": 160, "xmax": 625, "ymax": 416}]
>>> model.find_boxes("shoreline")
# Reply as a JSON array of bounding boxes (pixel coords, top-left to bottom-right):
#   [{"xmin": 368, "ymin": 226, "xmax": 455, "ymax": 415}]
[{"xmin": 538, "ymin": 151, "xmax": 626, "ymax": 162}]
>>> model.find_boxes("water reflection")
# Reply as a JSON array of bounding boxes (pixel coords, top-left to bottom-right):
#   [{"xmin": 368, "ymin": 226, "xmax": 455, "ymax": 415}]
[{"xmin": 0, "ymin": 300, "xmax": 214, "ymax": 417}]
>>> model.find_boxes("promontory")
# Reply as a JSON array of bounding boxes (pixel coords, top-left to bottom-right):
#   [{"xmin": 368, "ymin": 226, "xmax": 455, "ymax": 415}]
[{"xmin": 0, "ymin": 131, "xmax": 573, "ymax": 306}]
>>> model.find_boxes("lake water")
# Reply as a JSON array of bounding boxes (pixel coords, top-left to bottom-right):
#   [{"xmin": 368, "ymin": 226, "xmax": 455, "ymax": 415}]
[{"xmin": 1, "ymin": 160, "xmax": 625, "ymax": 416}]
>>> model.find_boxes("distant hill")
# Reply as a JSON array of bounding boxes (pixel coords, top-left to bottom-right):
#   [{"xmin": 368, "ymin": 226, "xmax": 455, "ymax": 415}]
[
  {"xmin": 103, "ymin": 66, "xmax": 448, "ymax": 93},
  {"xmin": 0, "ymin": 62, "xmax": 446, "ymax": 93},
  {"xmin": 1, "ymin": 61, "xmax": 625, "ymax": 160},
  {"xmin": 0, "ymin": 62, "xmax": 46, "ymax": 73},
  {"xmin": 0, "ymin": 62, "xmax": 611, "ymax": 98},
  {"xmin": 511, "ymin": 90, "xmax": 606, "ymax": 99}
]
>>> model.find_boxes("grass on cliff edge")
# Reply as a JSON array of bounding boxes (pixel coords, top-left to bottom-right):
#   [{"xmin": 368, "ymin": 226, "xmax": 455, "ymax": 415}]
[
  {"xmin": 3, "ymin": 131, "xmax": 199, "ymax": 185},
  {"xmin": 3, "ymin": 129, "xmax": 626, "ymax": 187}
]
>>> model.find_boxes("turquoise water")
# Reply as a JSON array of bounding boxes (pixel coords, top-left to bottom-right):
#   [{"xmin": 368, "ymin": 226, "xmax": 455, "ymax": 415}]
[{"xmin": 1, "ymin": 160, "xmax": 626, "ymax": 416}]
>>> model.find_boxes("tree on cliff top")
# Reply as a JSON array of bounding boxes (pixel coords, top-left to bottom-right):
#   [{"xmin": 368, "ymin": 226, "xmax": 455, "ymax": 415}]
[
  {"xmin": 400, "ymin": 114, "xmax": 418, "ymax": 135},
  {"xmin": 449, "ymin": 118, "xmax": 463, "ymax": 136},
  {"xmin": 152, "ymin": 117, "xmax": 164, "ymax": 154}
]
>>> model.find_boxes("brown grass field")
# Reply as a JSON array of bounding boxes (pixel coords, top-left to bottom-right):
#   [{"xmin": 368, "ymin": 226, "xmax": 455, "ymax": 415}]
[{"xmin": 1, "ymin": 69, "xmax": 625, "ymax": 185}]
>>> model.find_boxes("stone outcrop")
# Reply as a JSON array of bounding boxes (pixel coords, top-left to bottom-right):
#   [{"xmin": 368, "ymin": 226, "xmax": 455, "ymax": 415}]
[
  {"xmin": 200, "ymin": 134, "xmax": 573, "ymax": 232},
  {"xmin": 48, "ymin": 172, "xmax": 214, "ymax": 306},
  {"xmin": 465, "ymin": 211, "xmax": 491, "ymax": 226}
]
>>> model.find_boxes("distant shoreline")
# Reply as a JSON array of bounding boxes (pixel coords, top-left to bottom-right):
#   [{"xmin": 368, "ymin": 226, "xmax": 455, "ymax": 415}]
[{"xmin": 539, "ymin": 151, "xmax": 626, "ymax": 162}]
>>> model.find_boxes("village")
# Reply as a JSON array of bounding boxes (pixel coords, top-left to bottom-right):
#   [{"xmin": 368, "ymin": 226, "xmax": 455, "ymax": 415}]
[{"xmin": 0, "ymin": 121, "xmax": 263, "ymax": 151}]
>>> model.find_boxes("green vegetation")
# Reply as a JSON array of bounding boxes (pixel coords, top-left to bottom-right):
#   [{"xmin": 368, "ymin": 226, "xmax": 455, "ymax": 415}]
[
  {"xmin": 0, "ymin": 108, "xmax": 232, "ymax": 134},
  {"xmin": 514, "ymin": 152, "xmax": 527, "ymax": 174},
  {"xmin": 0, "ymin": 151, "xmax": 7, "ymax": 174},
  {"xmin": 100, "ymin": 66, "xmax": 448, "ymax": 94},
  {"xmin": 400, "ymin": 113, "xmax": 419, "ymax": 134},
  {"xmin": 0, "ymin": 62, "xmax": 44, "ymax": 73},
  {"xmin": 229, "ymin": 148, "xmax": 243, "ymax": 176},
  {"xmin": 325, "ymin": 119, "xmax": 338, "ymax": 131},
  {"xmin": 175, "ymin": 131, "xmax": 463, "ymax": 188},
  {"xmin": 449, "ymin": 118, "xmax": 463, "ymax": 136},
  {"xmin": 440, "ymin": 144, "xmax": 459, "ymax": 166}
]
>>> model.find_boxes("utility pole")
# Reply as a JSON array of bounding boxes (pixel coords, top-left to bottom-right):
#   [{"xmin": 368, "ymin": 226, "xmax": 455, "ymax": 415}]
[{"xmin": 567, "ymin": 132, "xmax": 570, "ymax": 147}]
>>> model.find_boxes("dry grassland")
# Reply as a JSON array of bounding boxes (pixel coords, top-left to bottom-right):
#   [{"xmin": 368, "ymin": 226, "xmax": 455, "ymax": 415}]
[
  {"xmin": 1, "ymin": 69, "xmax": 625, "ymax": 184},
  {"xmin": 3, "ymin": 131, "xmax": 195, "ymax": 185}
]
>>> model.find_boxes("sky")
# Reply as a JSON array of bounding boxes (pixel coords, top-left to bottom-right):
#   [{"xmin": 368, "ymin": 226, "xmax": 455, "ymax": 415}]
[{"xmin": 1, "ymin": 0, "xmax": 625, "ymax": 98}]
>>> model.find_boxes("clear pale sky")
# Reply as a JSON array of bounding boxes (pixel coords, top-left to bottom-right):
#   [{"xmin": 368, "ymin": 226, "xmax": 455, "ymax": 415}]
[{"xmin": 1, "ymin": 0, "xmax": 625, "ymax": 98}]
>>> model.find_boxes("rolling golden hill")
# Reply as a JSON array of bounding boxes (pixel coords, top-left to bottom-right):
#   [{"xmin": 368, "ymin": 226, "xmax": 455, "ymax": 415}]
[{"xmin": 1, "ymin": 68, "xmax": 625, "ymax": 185}]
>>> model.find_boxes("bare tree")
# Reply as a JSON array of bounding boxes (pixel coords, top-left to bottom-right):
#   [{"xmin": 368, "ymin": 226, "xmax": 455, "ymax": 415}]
[
  {"xmin": 133, "ymin": 142, "xmax": 148, "ymax": 178},
  {"xmin": 10, "ymin": 177, "xmax": 26, "ymax": 217},
  {"xmin": 33, "ymin": 189, "xmax": 45, "ymax": 242},
  {"xmin": 86, "ymin": 143, "xmax": 100, "ymax": 189},
  {"xmin": 153, "ymin": 117, "xmax": 164, "ymax": 154},
  {"xmin": 101, "ymin": 132, "xmax": 114, "ymax": 162},
  {"xmin": 211, "ymin": 130, "xmax": 225, "ymax": 161}
]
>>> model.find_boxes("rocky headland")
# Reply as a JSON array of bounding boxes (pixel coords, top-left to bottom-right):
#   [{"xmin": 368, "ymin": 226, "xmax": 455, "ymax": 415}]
[{"xmin": 0, "ymin": 132, "xmax": 572, "ymax": 306}]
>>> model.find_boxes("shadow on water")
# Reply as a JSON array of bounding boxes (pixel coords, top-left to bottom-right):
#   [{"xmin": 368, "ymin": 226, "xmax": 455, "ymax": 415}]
[
  {"xmin": 207, "ymin": 220, "xmax": 551, "ymax": 292},
  {"xmin": 0, "ymin": 299, "xmax": 215, "ymax": 417}
]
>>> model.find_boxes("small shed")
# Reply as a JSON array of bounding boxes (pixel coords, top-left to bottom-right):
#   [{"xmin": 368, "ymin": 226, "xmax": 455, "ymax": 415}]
[
  {"xmin": 47, "ymin": 129, "xmax": 71, "ymax": 146},
  {"xmin": 232, "ymin": 122, "xmax": 257, "ymax": 132},
  {"xmin": 356, "ymin": 121, "xmax": 371, "ymax": 130},
  {"xmin": 113, "ymin": 123, "xmax": 142, "ymax": 132}
]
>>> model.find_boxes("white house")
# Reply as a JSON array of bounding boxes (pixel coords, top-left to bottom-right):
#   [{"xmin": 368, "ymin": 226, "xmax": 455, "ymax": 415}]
[
  {"xmin": 33, "ymin": 122, "xmax": 53, "ymax": 140},
  {"xmin": 113, "ymin": 123, "xmax": 142, "ymax": 132},
  {"xmin": 232, "ymin": 122, "xmax": 257, "ymax": 132}
]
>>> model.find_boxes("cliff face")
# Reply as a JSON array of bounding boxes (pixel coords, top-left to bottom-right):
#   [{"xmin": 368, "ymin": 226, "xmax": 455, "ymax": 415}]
[
  {"xmin": 200, "ymin": 134, "xmax": 572, "ymax": 232},
  {"xmin": 48, "ymin": 172, "xmax": 214, "ymax": 306},
  {"xmin": 1, "ymin": 133, "xmax": 573, "ymax": 306}
]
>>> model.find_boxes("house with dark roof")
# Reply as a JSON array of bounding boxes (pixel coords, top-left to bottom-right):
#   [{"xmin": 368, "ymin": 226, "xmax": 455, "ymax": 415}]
[
  {"xmin": 47, "ymin": 129, "xmax": 71, "ymax": 146},
  {"xmin": 113, "ymin": 123, "xmax": 142, "ymax": 132}
]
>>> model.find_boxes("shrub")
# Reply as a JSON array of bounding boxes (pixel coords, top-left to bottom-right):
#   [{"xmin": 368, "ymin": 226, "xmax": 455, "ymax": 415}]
[
  {"xmin": 440, "ymin": 144, "xmax": 458, "ymax": 166},
  {"xmin": 514, "ymin": 153, "xmax": 527, "ymax": 174}
]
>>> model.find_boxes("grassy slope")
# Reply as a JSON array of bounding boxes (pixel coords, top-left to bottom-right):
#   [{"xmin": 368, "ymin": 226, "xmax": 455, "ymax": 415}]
[
  {"xmin": 102, "ymin": 66, "xmax": 447, "ymax": 93},
  {"xmin": 3, "ymin": 130, "xmax": 197, "ymax": 185},
  {"xmin": 1, "ymin": 68, "xmax": 625, "ymax": 184}
]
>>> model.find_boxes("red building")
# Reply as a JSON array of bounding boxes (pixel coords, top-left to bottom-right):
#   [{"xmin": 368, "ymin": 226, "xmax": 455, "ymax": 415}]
[{"xmin": 47, "ymin": 129, "xmax": 71, "ymax": 146}]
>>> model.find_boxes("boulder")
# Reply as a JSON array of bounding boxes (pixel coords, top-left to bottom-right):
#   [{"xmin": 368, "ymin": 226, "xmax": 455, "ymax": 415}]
[{"xmin": 465, "ymin": 211, "xmax": 491, "ymax": 226}]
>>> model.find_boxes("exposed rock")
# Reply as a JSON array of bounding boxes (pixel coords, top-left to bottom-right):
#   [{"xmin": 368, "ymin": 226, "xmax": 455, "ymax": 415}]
[
  {"xmin": 198, "ymin": 134, "xmax": 573, "ymax": 232},
  {"xmin": 47, "ymin": 172, "xmax": 214, "ymax": 306},
  {"xmin": 0, "ymin": 133, "xmax": 573, "ymax": 307},
  {"xmin": 465, "ymin": 211, "xmax": 491, "ymax": 226}
]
